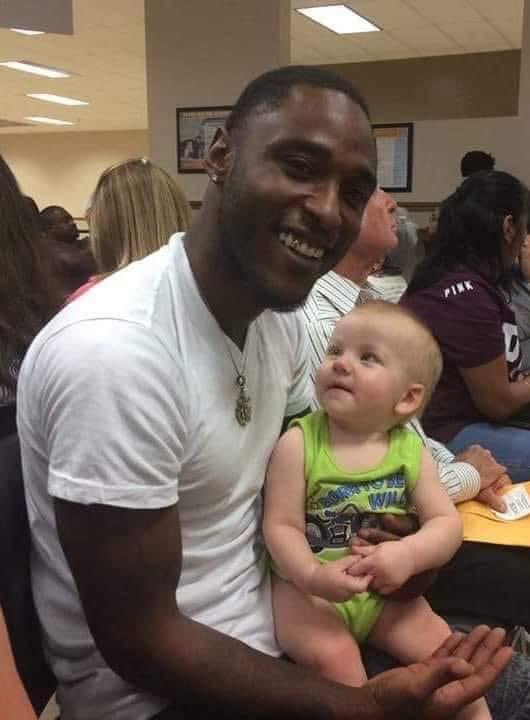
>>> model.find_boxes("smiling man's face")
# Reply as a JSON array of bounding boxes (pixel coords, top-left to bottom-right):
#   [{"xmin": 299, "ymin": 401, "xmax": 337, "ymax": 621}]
[{"xmin": 215, "ymin": 84, "xmax": 377, "ymax": 312}]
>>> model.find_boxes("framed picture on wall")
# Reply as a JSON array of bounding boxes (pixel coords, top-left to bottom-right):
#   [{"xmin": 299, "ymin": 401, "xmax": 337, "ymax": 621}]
[
  {"xmin": 372, "ymin": 123, "xmax": 414, "ymax": 192},
  {"xmin": 176, "ymin": 105, "xmax": 232, "ymax": 173}
]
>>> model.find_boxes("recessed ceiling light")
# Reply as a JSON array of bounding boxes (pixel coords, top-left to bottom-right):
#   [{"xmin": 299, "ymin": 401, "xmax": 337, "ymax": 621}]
[
  {"xmin": 27, "ymin": 93, "xmax": 88, "ymax": 107},
  {"xmin": 0, "ymin": 60, "xmax": 70, "ymax": 78},
  {"xmin": 296, "ymin": 4, "xmax": 380, "ymax": 35},
  {"xmin": 10, "ymin": 28, "xmax": 45, "ymax": 36},
  {"xmin": 25, "ymin": 116, "xmax": 75, "ymax": 126}
]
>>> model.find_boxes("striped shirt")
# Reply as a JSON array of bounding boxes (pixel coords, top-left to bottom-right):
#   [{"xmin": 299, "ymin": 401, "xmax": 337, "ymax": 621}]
[{"xmin": 301, "ymin": 270, "xmax": 481, "ymax": 504}]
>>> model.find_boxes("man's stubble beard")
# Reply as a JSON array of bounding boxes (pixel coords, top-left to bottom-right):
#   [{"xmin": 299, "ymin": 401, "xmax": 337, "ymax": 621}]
[{"xmin": 218, "ymin": 174, "xmax": 312, "ymax": 314}]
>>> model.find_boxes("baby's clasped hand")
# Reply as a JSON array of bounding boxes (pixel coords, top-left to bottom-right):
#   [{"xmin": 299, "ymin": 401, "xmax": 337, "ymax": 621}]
[
  {"xmin": 347, "ymin": 540, "xmax": 416, "ymax": 595},
  {"xmin": 305, "ymin": 556, "xmax": 372, "ymax": 602}
]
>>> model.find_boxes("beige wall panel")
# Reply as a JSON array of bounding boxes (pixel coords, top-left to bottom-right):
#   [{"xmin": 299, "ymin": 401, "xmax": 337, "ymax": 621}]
[
  {"xmin": 326, "ymin": 51, "xmax": 520, "ymax": 122},
  {"xmin": 1, "ymin": 129, "xmax": 148, "ymax": 218}
]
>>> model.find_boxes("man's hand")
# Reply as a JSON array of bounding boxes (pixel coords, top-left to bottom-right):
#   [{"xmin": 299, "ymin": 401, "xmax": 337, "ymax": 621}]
[
  {"xmin": 475, "ymin": 473, "xmax": 511, "ymax": 513},
  {"xmin": 454, "ymin": 444, "xmax": 511, "ymax": 512},
  {"xmin": 306, "ymin": 557, "xmax": 372, "ymax": 601},
  {"xmin": 348, "ymin": 541, "xmax": 415, "ymax": 595},
  {"xmin": 455, "ymin": 445, "xmax": 506, "ymax": 491},
  {"xmin": 364, "ymin": 626, "xmax": 512, "ymax": 719},
  {"xmin": 352, "ymin": 515, "xmax": 437, "ymax": 600}
]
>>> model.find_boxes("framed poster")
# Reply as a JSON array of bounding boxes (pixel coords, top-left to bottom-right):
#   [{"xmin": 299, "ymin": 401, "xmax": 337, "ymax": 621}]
[
  {"xmin": 373, "ymin": 123, "xmax": 413, "ymax": 192},
  {"xmin": 176, "ymin": 105, "xmax": 232, "ymax": 173}
]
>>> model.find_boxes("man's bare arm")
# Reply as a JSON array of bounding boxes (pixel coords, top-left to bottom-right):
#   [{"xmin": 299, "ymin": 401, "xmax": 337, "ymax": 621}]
[
  {"xmin": 54, "ymin": 499, "xmax": 512, "ymax": 720},
  {"xmin": 54, "ymin": 499, "xmax": 370, "ymax": 720}
]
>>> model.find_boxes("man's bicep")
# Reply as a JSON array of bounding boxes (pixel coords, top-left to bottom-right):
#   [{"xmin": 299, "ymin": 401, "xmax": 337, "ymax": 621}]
[{"xmin": 55, "ymin": 499, "xmax": 182, "ymax": 663}]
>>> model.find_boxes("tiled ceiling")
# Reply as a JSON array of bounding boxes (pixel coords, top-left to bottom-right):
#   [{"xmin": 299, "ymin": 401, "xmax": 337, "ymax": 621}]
[
  {"xmin": 0, "ymin": 0, "xmax": 524, "ymax": 134},
  {"xmin": 291, "ymin": 0, "xmax": 524, "ymax": 63},
  {"xmin": 0, "ymin": 0, "xmax": 146, "ymax": 134}
]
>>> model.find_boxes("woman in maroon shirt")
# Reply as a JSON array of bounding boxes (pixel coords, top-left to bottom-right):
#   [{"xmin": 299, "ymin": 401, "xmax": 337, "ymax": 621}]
[{"xmin": 402, "ymin": 170, "xmax": 530, "ymax": 481}]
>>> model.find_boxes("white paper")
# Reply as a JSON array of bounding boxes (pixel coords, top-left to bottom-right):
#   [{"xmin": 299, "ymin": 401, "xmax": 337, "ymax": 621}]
[{"xmin": 492, "ymin": 485, "xmax": 530, "ymax": 521}]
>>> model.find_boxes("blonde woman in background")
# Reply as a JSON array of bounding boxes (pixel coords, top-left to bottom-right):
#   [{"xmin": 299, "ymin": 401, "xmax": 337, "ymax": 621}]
[{"xmin": 70, "ymin": 157, "xmax": 191, "ymax": 299}]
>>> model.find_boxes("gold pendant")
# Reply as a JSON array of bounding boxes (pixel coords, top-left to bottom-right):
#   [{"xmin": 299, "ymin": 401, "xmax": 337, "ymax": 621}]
[{"xmin": 235, "ymin": 374, "xmax": 252, "ymax": 426}]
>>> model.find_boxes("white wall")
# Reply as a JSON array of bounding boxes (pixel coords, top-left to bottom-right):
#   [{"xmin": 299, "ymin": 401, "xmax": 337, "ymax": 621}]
[
  {"xmin": 0, "ymin": 129, "xmax": 148, "ymax": 218},
  {"xmin": 399, "ymin": 115, "xmax": 522, "ymax": 203}
]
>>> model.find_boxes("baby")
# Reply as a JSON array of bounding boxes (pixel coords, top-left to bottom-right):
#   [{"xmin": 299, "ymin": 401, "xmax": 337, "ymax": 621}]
[{"xmin": 264, "ymin": 300, "xmax": 490, "ymax": 720}]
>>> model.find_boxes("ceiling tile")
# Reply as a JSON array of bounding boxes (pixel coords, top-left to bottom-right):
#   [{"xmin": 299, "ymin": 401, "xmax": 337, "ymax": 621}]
[
  {"xmin": 466, "ymin": 0, "xmax": 523, "ymax": 22},
  {"xmin": 403, "ymin": 0, "xmax": 484, "ymax": 23},
  {"xmin": 439, "ymin": 21, "xmax": 510, "ymax": 50},
  {"xmin": 387, "ymin": 24, "xmax": 461, "ymax": 52},
  {"xmin": 490, "ymin": 18, "xmax": 523, "ymax": 46}
]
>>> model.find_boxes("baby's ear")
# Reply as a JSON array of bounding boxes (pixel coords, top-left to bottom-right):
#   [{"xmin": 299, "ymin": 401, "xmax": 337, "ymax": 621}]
[{"xmin": 394, "ymin": 384, "xmax": 425, "ymax": 419}]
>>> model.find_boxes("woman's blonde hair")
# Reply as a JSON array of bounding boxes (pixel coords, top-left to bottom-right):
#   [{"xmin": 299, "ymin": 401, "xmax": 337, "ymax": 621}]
[{"xmin": 89, "ymin": 157, "xmax": 192, "ymax": 273}]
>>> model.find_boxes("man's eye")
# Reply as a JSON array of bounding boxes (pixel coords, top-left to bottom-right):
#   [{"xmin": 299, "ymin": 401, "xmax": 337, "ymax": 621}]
[
  {"xmin": 284, "ymin": 157, "xmax": 313, "ymax": 178},
  {"xmin": 327, "ymin": 345, "xmax": 341, "ymax": 357},
  {"xmin": 343, "ymin": 188, "xmax": 367, "ymax": 209}
]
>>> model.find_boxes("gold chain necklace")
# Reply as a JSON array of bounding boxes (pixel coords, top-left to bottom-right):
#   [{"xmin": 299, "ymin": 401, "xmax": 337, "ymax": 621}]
[{"xmin": 199, "ymin": 290, "xmax": 252, "ymax": 427}]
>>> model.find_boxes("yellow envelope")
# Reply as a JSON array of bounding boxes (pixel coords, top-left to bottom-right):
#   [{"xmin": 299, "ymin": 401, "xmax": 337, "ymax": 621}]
[{"xmin": 457, "ymin": 482, "xmax": 530, "ymax": 547}]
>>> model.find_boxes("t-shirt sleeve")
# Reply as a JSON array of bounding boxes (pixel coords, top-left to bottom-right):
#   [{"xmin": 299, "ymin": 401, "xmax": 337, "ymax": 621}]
[
  {"xmin": 285, "ymin": 311, "xmax": 313, "ymax": 417},
  {"xmin": 405, "ymin": 280, "xmax": 506, "ymax": 369},
  {"xmin": 36, "ymin": 320, "xmax": 188, "ymax": 509}
]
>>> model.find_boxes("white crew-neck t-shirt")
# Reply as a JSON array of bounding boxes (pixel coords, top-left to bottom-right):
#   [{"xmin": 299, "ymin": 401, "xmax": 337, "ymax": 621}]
[{"xmin": 17, "ymin": 234, "xmax": 311, "ymax": 720}]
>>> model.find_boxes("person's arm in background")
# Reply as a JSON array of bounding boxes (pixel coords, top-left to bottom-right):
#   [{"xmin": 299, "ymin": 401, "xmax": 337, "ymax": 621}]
[
  {"xmin": 409, "ymin": 419, "xmax": 509, "ymax": 512},
  {"xmin": 461, "ymin": 355, "xmax": 530, "ymax": 420},
  {"xmin": 450, "ymin": 445, "xmax": 511, "ymax": 512},
  {"xmin": 0, "ymin": 607, "xmax": 36, "ymax": 720}
]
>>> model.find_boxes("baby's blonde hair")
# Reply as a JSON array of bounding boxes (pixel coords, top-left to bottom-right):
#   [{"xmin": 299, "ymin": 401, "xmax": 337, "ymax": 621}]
[
  {"xmin": 89, "ymin": 157, "xmax": 192, "ymax": 273},
  {"xmin": 351, "ymin": 300, "xmax": 443, "ymax": 417}
]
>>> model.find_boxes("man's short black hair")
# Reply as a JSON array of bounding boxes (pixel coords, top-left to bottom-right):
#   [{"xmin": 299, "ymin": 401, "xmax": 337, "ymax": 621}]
[
  {"xmin": 40, "ymin": 205, "xmax": 70, "ymax": 227},
  {"xmin": 460, "ymin": 150, "xmax": 495, "ymax": 178},
  {"xmin": 226, "ymin": 65, "xmax": 370, "ymax": 135}
]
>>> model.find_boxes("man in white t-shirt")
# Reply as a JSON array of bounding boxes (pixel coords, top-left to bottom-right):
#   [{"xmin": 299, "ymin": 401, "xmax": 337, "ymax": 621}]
[{"xmin": 17, "ymin": 66, "xmax": 514, "ymax": 720}]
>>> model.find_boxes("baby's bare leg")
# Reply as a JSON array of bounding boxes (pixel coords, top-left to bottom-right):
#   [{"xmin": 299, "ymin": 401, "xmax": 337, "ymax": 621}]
[
  {"xmin": 271, "ymin": 575, "xmax": 367, "ymax": 686},
  {"xmin": 368, "ymin": 596, "xmax": 491, "ymax": 720}
]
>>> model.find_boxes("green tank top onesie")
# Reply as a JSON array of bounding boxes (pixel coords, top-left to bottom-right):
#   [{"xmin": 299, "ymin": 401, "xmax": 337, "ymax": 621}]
[{"xmin": 288, "ymin": 411, "xmax": 423, "ymax": 643}]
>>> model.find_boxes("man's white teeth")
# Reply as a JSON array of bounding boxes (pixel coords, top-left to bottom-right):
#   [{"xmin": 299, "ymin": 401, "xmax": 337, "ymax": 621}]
[{"xmin": 279, "ymin": 231, "xmax": 324, "ymax": 260}]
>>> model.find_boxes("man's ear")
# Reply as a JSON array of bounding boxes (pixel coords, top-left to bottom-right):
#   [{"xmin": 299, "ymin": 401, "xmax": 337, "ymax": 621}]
[
  {"xmin": 204, "ymin": 127, "xmax": 233, "ymax": 184},
  {"xmin": 503, "ymin": 214, "xmax": 515, "ymax": 245},
  {"xmin": 394, "ymin": 384, "xmax": 425, "ymax": 419}
]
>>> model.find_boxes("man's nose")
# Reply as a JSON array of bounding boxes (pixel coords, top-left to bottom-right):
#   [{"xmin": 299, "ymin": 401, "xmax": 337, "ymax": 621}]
[{"xmin": 303, "ymin": 181, "xmax": 341, "ymax": 233}]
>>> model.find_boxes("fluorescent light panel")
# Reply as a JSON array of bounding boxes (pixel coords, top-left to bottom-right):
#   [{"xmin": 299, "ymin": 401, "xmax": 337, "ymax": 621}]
[
  {"xmin": 10, "ymin": 28, "xmax": 45, "ymax": 36},
  {"xmin": 25, "ymin": 116, "xmax": 75, "ymax": 126},
  {"xmin": 296, "ymin": 4, "xmax": 380, "ymax": 34},
  {"xmin": 27, "ymin": 92, "xmax": 88, "ymax": 106},
  {"xmin": 0, "ymin": 60, "xmax": 70, "ymax": 78}
]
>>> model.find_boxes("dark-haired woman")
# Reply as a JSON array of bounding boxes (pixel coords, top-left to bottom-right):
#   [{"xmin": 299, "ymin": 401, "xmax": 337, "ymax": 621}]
[
  {"xmin": 0, "ymin": 155, "xmax": 60, "ymax": 437},
  {"xmin": 402, "ymin": 170, "xmax": 530, "ymax": 481}
]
